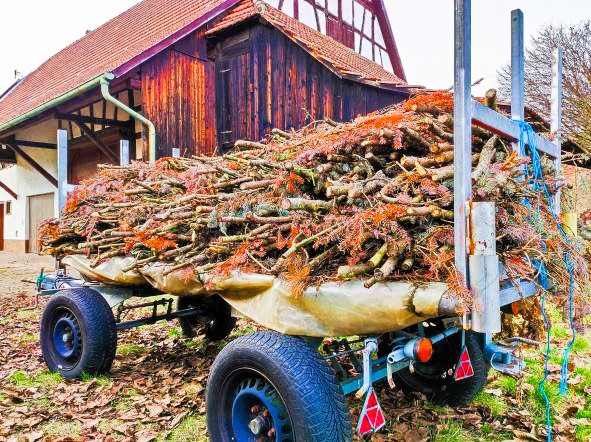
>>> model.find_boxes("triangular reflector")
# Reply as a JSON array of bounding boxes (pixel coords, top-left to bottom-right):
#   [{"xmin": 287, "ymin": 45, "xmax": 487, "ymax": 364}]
[
  {"xmin": 454, "ymin": 346, "xmax": 474, "ymax": 381},
  {"xmin": 356, "ymin": 387, "xmax": 387, "ymax": 436}
]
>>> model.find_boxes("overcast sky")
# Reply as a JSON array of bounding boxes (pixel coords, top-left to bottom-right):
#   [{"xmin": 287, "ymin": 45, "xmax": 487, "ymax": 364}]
[{"xmin": 1, "ymin": 1, "xmax": 590, "ymax": 97}]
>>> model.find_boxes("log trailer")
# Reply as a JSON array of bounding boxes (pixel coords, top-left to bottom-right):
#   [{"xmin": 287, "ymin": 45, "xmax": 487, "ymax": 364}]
[{"xmin": 36, "ymin": 2, "xmax": 564, "ymax": 440}]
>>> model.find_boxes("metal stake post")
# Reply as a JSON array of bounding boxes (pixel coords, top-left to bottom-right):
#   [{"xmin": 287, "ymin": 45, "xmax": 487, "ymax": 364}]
[
  {"xmin": 511, "ymin": 10, "xmax": 525, "ymax": 125},
  {"xmin": 453, "ymin": 0, "xmax": 472, "ymax": 283},
  {"xmin": 57, "ymin": 129, "xmax": 69, "ymax": 215},
  {"xmin": 120, "ymin": 140, "xmax": 130, "ymax": 166}
]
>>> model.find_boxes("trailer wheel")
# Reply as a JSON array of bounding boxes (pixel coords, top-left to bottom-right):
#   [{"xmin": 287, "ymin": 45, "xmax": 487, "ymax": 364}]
[
  {"xmin": 177, "ymin": 295, "xmax": 236, "ymax": 341},
  {"xmin": 40, "ymin": 288, "xmax": 117, "ymax": 379},
  {"xmin": 207, "ymin": 331, "xmax": 352, "ymax": 442},
  {"xmin": 392, "ymin": 326, "xmax": 489, "ymax": 407}
]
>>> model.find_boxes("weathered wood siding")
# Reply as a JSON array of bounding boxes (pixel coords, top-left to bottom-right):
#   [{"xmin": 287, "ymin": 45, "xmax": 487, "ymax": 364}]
[
  {"xmin": 140, "ymin": 33, "xmax": 217, "ymax": 158},
  {"xmin": 138, "ymin": 24, "xmax": 407, "ymax": 156},
  {"xmin": 214, "ymin": 24, "xmax": 407, "ymax": 150}
]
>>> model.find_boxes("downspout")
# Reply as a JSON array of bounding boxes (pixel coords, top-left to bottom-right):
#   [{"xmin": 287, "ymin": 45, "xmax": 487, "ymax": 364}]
[{"xmin": 99, "ymin": 76, "xmax": 157, "ymax": 164}]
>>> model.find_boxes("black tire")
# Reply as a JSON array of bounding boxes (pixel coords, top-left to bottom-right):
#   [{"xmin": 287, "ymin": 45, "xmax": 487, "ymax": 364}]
[
  {"xmin": 206, "ymin": 331, "xmax": 352, "ymax": 442},
  {"xmin": 392, "ymin": 326, "xmax": 489, "ymax": 407},
  {"xmin": 177, "ymin": 295, "xmax": 236, "ymax": 341},
  {"xmin": 40, "ymin": 288, "xmax": 117, "ymax": 379}
]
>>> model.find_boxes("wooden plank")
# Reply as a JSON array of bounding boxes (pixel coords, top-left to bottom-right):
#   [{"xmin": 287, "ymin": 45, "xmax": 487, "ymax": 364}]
[
  {"xmin": 10, "ymin": 140, "xmax": 57, "ymax": 149},
  {"xmin": 28, "ymin": 193, "xmax": 55, "ymax": 254},
  {"xmin": 56, "ymin": 113, "xmax": 129, "ymax": 128},
  {"xmin": 5, "ymin": 143, "xmax": 57, "ymax": 188},
  {"xmin": 74, "ymin": 121, "xmax": 119, "ymax": 163}
]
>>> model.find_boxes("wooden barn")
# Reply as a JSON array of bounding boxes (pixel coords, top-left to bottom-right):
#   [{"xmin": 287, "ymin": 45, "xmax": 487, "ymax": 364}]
[{"xmin": 0, "ymin": 0, "xmax": 413, "ymax": 252}]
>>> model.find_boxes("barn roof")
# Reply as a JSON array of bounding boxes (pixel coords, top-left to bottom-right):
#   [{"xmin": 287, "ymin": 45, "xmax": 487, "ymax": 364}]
[
  {"xmin": 206, "ymin": 1, "xmax": 409, "ymax": 90},
  {"xmin": 0, "ymin": 0, "xmax": 410, "ymax": 130}
]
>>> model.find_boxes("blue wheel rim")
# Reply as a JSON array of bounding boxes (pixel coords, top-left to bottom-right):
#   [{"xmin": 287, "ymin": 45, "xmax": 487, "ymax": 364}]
[
  {"xmin": 51, "ymin": 309, "xmax": 82, "ymax": 365},
  {"xmin": 231, "ymin": 376, "xmax": 293, "ymax": 441}
]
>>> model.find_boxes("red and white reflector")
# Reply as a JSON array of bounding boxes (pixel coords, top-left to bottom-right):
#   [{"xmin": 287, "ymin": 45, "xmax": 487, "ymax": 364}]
[
  {"xmin": 357, "ymin": 387, "xmax": 386, "ymax": 437},
  {"xmin": 454, "ymin": 345, "xmax": 474, "ymax": 381}
]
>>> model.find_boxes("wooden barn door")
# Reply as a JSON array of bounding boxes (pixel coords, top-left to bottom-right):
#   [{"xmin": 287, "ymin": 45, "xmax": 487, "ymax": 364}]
[
  {"xmin": 215, "ymin": 35, "xmax": 251, "ymax": 152},
  {"xmin": 28, "ymin": 193, "xmax": 54, "ymax": 254}
]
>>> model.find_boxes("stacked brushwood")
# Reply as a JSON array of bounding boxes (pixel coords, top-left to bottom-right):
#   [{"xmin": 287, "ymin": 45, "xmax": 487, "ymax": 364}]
[{"xmin": 38, "ymin": 92, "xmax": 586, "ymax": 306}]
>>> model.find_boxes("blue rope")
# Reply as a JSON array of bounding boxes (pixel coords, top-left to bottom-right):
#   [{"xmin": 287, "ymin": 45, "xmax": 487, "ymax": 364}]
[{"xmin": 516, "ymin": 121, "xmax": 577, "ymax": 441}]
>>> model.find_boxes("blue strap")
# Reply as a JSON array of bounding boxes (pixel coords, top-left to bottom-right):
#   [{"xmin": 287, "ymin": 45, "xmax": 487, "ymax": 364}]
[{"xmin": 516, "ymin": 121, "xmax": 576, "ymax": 442}]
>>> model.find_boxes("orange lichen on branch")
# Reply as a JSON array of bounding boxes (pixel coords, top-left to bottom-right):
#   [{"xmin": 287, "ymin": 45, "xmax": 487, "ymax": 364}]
[
  {"xmin": 403, "ymin": 91, "xmax": 454, "ymax": 114},
  {"xmin": 357, "ymin": 112, "xmax": 406, "ymax": 130}
]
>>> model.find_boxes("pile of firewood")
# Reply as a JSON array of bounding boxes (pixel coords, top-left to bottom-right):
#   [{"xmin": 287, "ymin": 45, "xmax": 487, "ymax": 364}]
[{"xmin": 38, "ymin": 92, "xmax": 584, "ymax": 301}]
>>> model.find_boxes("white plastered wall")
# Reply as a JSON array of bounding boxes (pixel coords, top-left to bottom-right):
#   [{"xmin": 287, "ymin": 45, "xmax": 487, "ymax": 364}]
[
  {"xmin": 0, "ymin": 90, "xmax": 147, "ymax": 248},
  {"xmin": 0, "ymin": 119, "xmax": 58, "ymax": 245}
]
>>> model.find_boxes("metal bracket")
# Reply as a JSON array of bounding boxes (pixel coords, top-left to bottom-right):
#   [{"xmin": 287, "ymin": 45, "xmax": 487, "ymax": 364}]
[{"xmin": 355, "ymin": 338, "xmax": 378, "ymax": 399}]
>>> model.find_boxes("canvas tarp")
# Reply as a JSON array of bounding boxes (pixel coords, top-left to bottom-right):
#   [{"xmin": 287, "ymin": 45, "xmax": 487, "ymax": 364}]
[{"xmin": 63, "ymin": 255, "xmax": 456, "ymax": 337}]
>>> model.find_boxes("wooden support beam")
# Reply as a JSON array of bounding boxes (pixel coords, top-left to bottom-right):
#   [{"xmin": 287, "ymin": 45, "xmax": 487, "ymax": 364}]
[
  {"xmin": 10, "ymin": 140, "xmax": 56, "ymax": 149},
  {"xmin": 0, "ymin": 180, "xmax": 17, "ymax": 199},
  {"xmin": 73, "ymin": 121, "xmax": 119, "ymax": 163},
  {"xmin": 5, "ymin": 143, "xmax": 57, "ymax": 188},
  {"xmin": 55, "ymin": 112, "xmax": 129, "ymax": 128}
]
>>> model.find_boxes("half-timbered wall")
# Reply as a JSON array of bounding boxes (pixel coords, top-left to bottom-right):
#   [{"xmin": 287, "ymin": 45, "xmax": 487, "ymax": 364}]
[
  {"xmin": 261, "ymin": 0, "xmax": 399, "ymax": 75},
  {"xmin": 213, "ymin": 24, "xmax": 407, "ymax": 150}
]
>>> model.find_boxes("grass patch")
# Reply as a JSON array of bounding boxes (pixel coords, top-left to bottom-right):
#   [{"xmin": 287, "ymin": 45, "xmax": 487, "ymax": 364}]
[
  {"xmin": 42, "ymin": 420, "xmax": 82, "ymax": 438},
  {"xmin": 573, "ymin": 335, "xmax": 590, "ymax": 353},
  {"xmin": 31, "ymin": 396, "xmax": 54, "ymax": 410},
  {"xmin": 434, "ymin": 420, "xmax": 475, "ymax": 442},
  {"xmin": 113, "ymin": 388, "xmax": 140, "ymax": 412},
  {"xmin": 424, "ymin": 402, "xmax": 452, "ymax": 414},
  {"xmin": 16, "ymin": 309, "xmax": 39, "ymax": 321},
  {"xmin": 493, "ymin": 376, "xmax": 517, "ymax": 396},
  {"xmin": 473, "ymin": 391, "xmax": 508, "ymax": 417},
  {"xmin": 9, "ymin": 370, "xmax": 62, "ymax": 388},
  {"xmin": 576, "ymin": 425, "xmax": 591, "ymax": 442},
  {"xmin": 18, "ymin": 332, "xmax": 38, "ymax": 345},
  {"xmin": 168, "ymin": 327, "xmax": 183, "ymax": 339},
  {"xmin": 117, "ymin": 343, "xmax": 146, "ymax": 358},
  {"xmin": 525, "ymin": 373, "xmax": 565, "ymax": 424},
  {"xmin": 80, "ymin": 372, "xmax": 112, "ymax": 386},
  {"xmin": 0, "ymin": 317, "xmax": 10, "ymax": 326},
  {"xmin": 166, "ymin": 415, "xmax": 207, "ymax": 442}
]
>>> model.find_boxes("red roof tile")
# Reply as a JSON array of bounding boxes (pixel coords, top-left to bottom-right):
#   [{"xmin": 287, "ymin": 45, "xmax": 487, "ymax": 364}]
[
  {"xmin": 0, "ymin": 0, "xmax": 236, "ymax": 128},
  {"xmin": 207, "ymin": 1, "xmax": 408, "ymax": 89}
]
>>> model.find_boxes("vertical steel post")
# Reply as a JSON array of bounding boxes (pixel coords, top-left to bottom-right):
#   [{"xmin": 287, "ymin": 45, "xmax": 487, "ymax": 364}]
[
  {"xmin": 120, "ymin": 140, "xmax": 130, "ymax": 166},
  {"xmin": 511, "ymin": 10, "xmax": 525, "ymax": 124},
  {"xmin": 551, "ymin": 48, "xmax": 563, "ymax": 215},
  {"xmin": 453, "ymin": 0, "xmax": 472, "ymax": 282},
  {"xmin": 57, "ymin": 129, "xmax": 69, "ymax": 215}
]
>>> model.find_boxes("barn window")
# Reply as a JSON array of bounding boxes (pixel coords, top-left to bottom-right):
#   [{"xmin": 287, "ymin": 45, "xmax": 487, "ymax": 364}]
[
  {"xmin": 317, "ymin": 10, "xmax": 327, "ymax": 34},
  {"xmin": 299, "ymin": 0, "xmax": 318, "ymax": 29},
  {"xmin": 353, "ymin": 1, "xmax": 365, "ymax": 30},
  {"xmin": 327, "ymin": 0, "xmax": 338, "ymax": 16},
  {"xmin": 5, "ymin": 201, "xmax": 12, "ymax": 215},
  {"xmin": 281, "ymin": 0, "xmax": 295, "ymax": 17},
  {"xmin": 374, "ymin": 18, "xmax": 386, "ymax": 46},
  {"xmin": 342, "ymin": 0, "xmax": 353, "ymax": 24}
]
